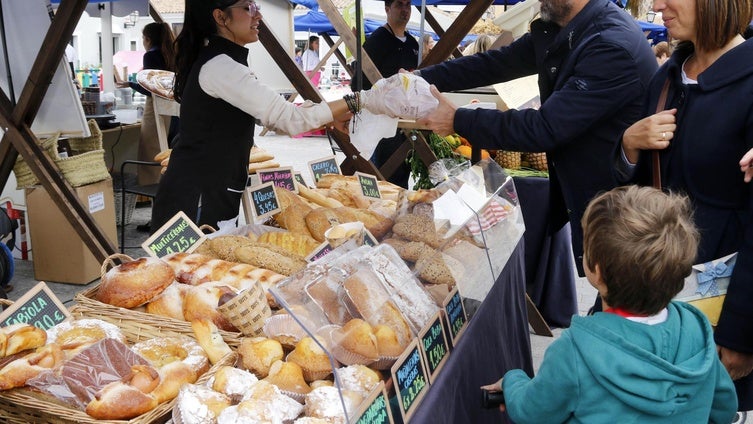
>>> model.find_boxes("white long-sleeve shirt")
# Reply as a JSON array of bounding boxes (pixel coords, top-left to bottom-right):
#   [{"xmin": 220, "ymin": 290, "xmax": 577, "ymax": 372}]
[{"xmin": 198, "ymin": 54, "xmax": 332, "ymax": 134}]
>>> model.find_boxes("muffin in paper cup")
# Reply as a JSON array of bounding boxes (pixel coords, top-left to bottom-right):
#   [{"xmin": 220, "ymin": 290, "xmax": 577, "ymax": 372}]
[
  {"xmin": 263, "ymin": 314, "xmax": 310, "ymax": 349},
  {"xmin": 327, "ymin": 320, "xmax": 379, "ymax": 367},
  {"xmin": 371, "ymin": 355, "xmax": 399, "ymax": 371},
  {"xmin": 286, "ymin": 335, "xmax": 338, "ymax": 382}
]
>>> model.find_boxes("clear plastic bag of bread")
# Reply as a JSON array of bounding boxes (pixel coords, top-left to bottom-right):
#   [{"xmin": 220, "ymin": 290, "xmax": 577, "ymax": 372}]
[{"xmin": 26, "ymin": 337, "xmax": 155, "ymax": 412}]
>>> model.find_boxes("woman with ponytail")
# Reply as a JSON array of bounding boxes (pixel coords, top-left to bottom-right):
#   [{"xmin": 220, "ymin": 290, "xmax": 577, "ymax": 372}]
[
  {"xmin": 117, "ymin": 22, "xmax": 178, "ymax": 191},
  {"xmin": 151, "ymin": 0, "xmax": 362, "ymax": 230}
]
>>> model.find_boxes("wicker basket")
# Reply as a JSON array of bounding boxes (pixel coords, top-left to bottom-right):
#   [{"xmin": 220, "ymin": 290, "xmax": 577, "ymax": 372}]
[
  {"xmin": 0, "ymin": 305, "xmax": 238, "ymax": 424},
  {"xmin": 13, "ymin": 119, "xmax": 110, "ymax": 189}
]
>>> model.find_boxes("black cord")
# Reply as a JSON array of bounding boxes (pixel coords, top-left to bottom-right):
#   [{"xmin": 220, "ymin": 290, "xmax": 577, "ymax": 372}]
[{"xmin": 107, "ymin": 123, "xmax": 124, "ymax": 174}]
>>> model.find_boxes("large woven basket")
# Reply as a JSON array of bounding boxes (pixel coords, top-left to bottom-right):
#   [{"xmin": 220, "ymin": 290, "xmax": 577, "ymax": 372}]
[
  {"xmin": 0, "ymin": 304, "xmax": 237, "ymax": 424},
  {"xmin": 13, "ymin": 119, "xmax": 110, "ymax": 189},
  {"xmin": 75, "ymin": 253, "xmax": 243, "ymax": 348}
]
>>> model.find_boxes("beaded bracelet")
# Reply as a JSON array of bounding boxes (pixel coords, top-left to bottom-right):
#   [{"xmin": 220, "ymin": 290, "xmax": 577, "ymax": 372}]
[{"xmin": 343, "ymin": 92, "xmax": 361, "ymax": 114}]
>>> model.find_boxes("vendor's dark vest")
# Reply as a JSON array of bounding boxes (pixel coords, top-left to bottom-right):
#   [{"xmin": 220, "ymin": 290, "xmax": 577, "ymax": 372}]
[{"xmin": 174, "ymin": 36, "xmax": 255, "ymax": 190}]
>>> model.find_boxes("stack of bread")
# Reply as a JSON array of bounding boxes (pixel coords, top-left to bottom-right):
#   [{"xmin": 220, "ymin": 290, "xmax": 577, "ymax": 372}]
[
  {"xmin": 153, "ymin": 145, "xmax": 279, "ymax": 176},
  {"xmin": 0, "ymin": 318, "xmax": 212, "ymax": 421}
]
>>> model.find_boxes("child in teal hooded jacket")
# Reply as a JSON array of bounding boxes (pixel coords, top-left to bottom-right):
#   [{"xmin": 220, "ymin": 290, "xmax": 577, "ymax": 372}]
[{"xmin": 483, "ymin": 186, "xmax": 737, "ymax": 423}]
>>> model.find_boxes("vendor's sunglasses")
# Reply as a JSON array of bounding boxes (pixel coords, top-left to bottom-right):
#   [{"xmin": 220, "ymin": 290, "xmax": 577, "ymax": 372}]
[{"xmin": 228, "ymin": 1, "xmax": 261, "ymax": 15}]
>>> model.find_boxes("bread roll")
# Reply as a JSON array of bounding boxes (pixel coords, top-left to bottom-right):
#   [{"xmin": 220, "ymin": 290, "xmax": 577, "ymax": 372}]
[
  {"xmin": 131, "ymin": 336, "xmax": 210, "ymax": 404},
  {"xmin": 0, "ymin": 324, "xmax": 47, "ymax": 357},
  {"xmin": 249, "ymin": 146, "xmax": 275, "ymax": 163},
  {"xmin": 248, "ymin": 159, "xmax": 280, "ymax": 173},
  {"xmin": 46, "ymin": 318, "xmax": 127, "ymax": 358},
  {"xmin": 85, "ymin": 369, "xmax": 160, "ymax": 420},
  {"xmin": 191, "ymin": 319, "xmax": 233, "ymax": 365},
  {"xmin": 182, "ymin": 283, "xmax": 239, "ymax": 332},
  {"xmin": 0, "ymin": 344, "xmax": 64, "ymax": 390},
  {"xmin": 392, "ymin": 214, "xmax": 443, "ymax": 248},
  {"xmin": 97, "ymin": 257, "xmax": 175, "ymax": 308}
]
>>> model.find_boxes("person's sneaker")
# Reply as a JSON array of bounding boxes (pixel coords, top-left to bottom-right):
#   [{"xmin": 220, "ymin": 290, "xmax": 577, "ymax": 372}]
[{"xmin": 733, "ymin": 411, "xmax": 748, "ymax": 424}]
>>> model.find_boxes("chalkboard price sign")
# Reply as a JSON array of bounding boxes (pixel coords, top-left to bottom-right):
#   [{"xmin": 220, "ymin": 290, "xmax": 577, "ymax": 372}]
[
  {"xmin": 142, "ymin": 211, "xmax": 205, "ymax": 258},
  {"xmin": 363, "ymin": 229, "xmax": 379, "ymax": 247},
  {"xmin": 246, "ymin": 182, "xmax": 282, "ymax": 221},
  {"xmin": 355, "ymin": 172, "xmax": 381, "ymax": 199},
  {"xmin": 443, "ymin": 288, "xmax": 468, "ymax": 346},
  {"xmin": 308, "ymin": 155, "xmax": 341, "ymax": 183},
  {"xmin": 0, "ymin": 282, "xmax": 71, "ymax": 330},
  {"xmin": 294, "ymin": 172, "xmax": 307, "ymax": 188},
  {"xmin": 391, "ymin": 339, "xmax": 429, "ymax": 422},
  {"xmin": 419, "ymin": 312, "xmax": 450, "ymax": 383},
  {"xmin": 354, "ymin": 382, "xmax": 394, "ymax": 424},
  {"xmin": 258, "ymin": 167, "xmax": 297, "ymax": 193},
  {"xmin": 305, "ymin": 241, "xmax": 334, "ymax": 262}
]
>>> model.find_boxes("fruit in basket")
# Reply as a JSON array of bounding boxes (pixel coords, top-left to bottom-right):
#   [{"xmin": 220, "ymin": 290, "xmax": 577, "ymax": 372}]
[{"xmin": 494, "ymin": 150, "xmax": 522, "ymax": 169}]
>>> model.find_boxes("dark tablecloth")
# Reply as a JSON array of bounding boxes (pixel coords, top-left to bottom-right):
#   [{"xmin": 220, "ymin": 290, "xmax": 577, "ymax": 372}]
[
  {"xmin": 513, "ymin": 176, "xmax": 578, "ymax": 328},
  {"xmin": 409, "ymin": 240, "xmax": 533, "ymax": 423}
]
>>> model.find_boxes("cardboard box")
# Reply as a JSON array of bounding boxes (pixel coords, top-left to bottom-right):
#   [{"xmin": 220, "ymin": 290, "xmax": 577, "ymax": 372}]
[{"xmin": 26, "ymin": 179, "xmax": 118, "ymax": 284}]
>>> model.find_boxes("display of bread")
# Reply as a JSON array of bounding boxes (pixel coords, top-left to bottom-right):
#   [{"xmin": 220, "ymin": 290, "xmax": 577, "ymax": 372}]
[
  {"xmin": 0, "ymin": 318, "xmax": 219, "ymax": 421},
  {"xmin": 96, "ymin": 257, "xmax": 175, "ymax": 308}
]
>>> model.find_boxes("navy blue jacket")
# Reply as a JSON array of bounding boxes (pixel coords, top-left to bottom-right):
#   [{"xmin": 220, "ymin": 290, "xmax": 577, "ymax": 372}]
[
  {"xmin": 419, "ymin": 0, "xmax": 657, "ymax": 273},
  {"xmin": 631, "ymin": 39, "xmax": 753, "ymax": 409}
]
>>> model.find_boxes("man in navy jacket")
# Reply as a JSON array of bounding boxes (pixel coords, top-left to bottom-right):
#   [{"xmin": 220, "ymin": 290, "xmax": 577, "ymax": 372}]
[{"xmin": 418, "ymin": 0, "xmax": 657, "ymax": 278}]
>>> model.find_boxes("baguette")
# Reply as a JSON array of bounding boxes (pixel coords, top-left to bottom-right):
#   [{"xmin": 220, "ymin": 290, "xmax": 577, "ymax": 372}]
[
  {"xmin": 296, "ymin": 182, "xmax": 343, "ymax": 208},
  {"xmin": 248, "ymin": 160, "xmax": 280, "ymax": 174}
]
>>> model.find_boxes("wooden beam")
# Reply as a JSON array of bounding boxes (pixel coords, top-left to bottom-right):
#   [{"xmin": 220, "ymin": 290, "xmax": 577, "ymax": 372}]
[
  {"xmin": 321, "ymin": 33, "xmax": 353, "ymax": 78},
  {"xmin": 421, "ymin": 0, "xmax": 494, "ymax": 67},
  {"xmin": 317, "ymin": 0, "xmax": 383, "ymax": 85},
  {"xmin": 148, "ymin": 2, "xmax": 164, "ymax": 23},
  {"xmin": 257, "ymin": 20, "xmax": 382, "ymax": 178},
  {"xmin": 418, "ymin": 7, "xmax": 463, "ymax": 66}
]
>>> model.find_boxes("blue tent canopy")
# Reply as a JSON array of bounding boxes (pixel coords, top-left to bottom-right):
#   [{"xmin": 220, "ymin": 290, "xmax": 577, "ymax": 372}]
[
  {"xmin": 636, "ymin": 19, "xmax": 668, "ymax": 44},
  {"xmin": 294, "ymin": 10, "xmax": 477, "ymax": 43}
]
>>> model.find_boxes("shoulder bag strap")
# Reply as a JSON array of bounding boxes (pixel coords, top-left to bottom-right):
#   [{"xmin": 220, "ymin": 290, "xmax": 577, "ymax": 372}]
[{"xmin": 652, "ymin": 79, "xmax": 671, "ymax": 189}]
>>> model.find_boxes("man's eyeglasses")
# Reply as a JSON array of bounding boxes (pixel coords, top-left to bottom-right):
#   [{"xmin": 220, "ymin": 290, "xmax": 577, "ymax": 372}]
[{"xmin": 229, "ymin": 1, "xmax": 261, "ymax": 15}]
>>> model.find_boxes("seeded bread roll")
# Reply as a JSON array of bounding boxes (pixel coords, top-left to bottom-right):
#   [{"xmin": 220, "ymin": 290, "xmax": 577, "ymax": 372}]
[
  {"xmin": 234, "ymin": 243, "xmax": 307, "ymax": 276},
  {"xmin": 392, "ymin": 214, "xmax": 442, "ymax": 248},
  {"xmin": 415, "ymin": 251, "xmax": 464, "ymax": 287},
  {"xmin": 382, "ymin": 238, "xmax": 434, "ymax": 263}
]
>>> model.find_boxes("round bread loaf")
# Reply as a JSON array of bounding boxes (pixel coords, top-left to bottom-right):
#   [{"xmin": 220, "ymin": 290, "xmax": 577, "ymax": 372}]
[{"xmin": 97, "ymin": 257, "xmax": 175, "ymax": 308}]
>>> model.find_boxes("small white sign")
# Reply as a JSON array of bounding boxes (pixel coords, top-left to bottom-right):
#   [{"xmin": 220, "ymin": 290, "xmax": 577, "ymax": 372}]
[{"xmin": 87, "ymin": 191, "xmax": 105, "ymax": 213}]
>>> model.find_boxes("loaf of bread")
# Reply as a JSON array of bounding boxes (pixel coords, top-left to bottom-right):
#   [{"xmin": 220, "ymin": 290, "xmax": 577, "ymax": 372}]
[
  {"xmin": 305, "ymin": 207, "xmax": 393, "ymax": 242},
  {"xmin": 392, "ymin": 213, "xmax": 443, "ymax": 248},
  {"xmin": 162, "ymin": 252, "xmax": 213, "ymax": 284},
  {"xmin": 382, "ymin": 238, "xmax": 433, "ymax": 263},
  {"xmin": 415, "ymin": 250, "xmax": 464, "ymax": 287},
  {"xmin": 257, "ymin": 231, "xmax": 320, "ymax": 257},
  {"xmin": 0, "ymin": 344, "xmax": 64, "ymax": 390},
  {"xmin": 97, "ymin": 257, "xmax": 175, "ymax": 308},
  {"xmin": 234, "ymin": 243, "xmax": 307, "ymax": 276}
]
